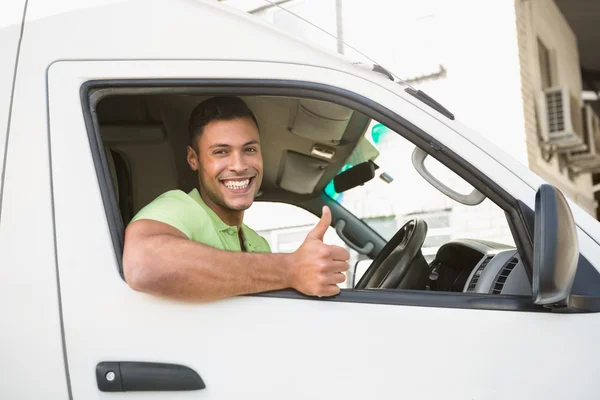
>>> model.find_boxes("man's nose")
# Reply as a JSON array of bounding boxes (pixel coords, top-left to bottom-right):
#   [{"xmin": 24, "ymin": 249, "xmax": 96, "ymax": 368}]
[{"xmin": 229, "ymin": 151, "xmax": 247, "ymax": 172}]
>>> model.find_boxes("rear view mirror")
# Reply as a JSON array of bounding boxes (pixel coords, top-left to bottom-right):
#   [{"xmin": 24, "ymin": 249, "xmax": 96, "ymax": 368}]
[
  {"xmin": 533, "ymin": 184, "xmax": 578, "ymax": 305},
  {"xmin": 333, "ymin": 161, "xmax": 378, "ymax": 193}
]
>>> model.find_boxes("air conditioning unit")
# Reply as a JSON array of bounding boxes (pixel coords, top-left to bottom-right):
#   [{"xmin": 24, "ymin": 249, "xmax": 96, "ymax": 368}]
[
  {"xmin": 537, "ymin": 86, "xmax": 585, "ymax": 151},
  {"xmin": 567, "ymin": 104, "xmax": 600, "ymax": 168}
]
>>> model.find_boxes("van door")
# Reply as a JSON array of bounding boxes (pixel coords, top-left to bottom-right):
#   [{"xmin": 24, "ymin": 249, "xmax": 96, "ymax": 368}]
[{"xmin": 49, "ymin": 59, "xmax": 600, "ymax": 400}]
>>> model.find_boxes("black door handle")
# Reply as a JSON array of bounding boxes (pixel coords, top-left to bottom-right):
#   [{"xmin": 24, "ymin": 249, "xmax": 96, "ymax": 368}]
[{"xmin": 96, "ymin": 362, "xmax": 205, "ymax": 392}]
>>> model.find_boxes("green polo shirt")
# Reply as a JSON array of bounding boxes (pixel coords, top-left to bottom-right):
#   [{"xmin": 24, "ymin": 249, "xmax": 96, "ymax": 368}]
[{"xmin": 130, "ymin": 188, "xmax": 271, "ymax": 253}]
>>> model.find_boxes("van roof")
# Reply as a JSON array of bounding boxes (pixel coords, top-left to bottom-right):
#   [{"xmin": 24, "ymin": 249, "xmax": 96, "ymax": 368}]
[{"xmin": 19, "ymin": 0, "xmax": 388, "ymax": 83}]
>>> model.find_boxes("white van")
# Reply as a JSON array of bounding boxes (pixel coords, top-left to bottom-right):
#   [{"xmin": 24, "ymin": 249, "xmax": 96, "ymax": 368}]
[{"xmin": 2, "ymin": 1, "xmax": 600, "ymax": 399}]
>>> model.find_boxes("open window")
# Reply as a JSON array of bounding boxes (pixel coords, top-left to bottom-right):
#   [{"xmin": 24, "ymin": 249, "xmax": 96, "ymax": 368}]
[
  {"xmin": 85, "ymin": 81, "xmax": 541, "ymax": 311},
  {"xmin": 320, "ymin": 120, "xmax": 526, "ymax": 294}
]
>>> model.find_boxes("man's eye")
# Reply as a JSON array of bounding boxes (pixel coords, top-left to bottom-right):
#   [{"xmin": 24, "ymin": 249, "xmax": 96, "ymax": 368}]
[
  {"xmin": 213, "ymin": 149, "xmax": 227, "ymax": 155},
  {"xmin": 245, "ymin": 147, "xmax": 258, "ymax": 153}
]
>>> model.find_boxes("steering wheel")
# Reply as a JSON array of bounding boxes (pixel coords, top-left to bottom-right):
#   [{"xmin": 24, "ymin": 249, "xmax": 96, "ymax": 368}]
[{"xmin": 355, "ymin": 218, "xmax": 429, "ymax": 290}]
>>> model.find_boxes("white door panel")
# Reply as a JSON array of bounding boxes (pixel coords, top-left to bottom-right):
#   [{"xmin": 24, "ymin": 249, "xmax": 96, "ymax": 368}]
[{"xmin": 49, "ymin": 60, "xmax": 600, "ymax": 399}]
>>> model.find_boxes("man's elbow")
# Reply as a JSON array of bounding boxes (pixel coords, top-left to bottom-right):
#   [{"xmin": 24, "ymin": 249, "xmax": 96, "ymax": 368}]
[{"xmin": 122, "ymin": 245, "xmax": 160, "ymax": 293}]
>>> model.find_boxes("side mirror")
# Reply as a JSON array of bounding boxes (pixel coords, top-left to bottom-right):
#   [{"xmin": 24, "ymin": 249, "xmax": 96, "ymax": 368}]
[
  {"xmin": 333, "ymin": 161, "xmax": 378, "ymax": 193},
  {"xmin": 533, "ymin": 184, "xmax": 578, "ymax": 305}
]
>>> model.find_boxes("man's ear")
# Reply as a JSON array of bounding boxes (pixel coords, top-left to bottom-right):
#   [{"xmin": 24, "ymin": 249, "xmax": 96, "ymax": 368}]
[{"xmin": 187, "ymin": 145, "xmax": 199, "ymax": 171}]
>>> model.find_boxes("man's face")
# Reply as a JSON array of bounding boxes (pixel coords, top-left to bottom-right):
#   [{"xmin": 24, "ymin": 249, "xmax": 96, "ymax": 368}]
[{"xmin": 187, "ymin": 117, "xmax": 263, "ymax": 213}]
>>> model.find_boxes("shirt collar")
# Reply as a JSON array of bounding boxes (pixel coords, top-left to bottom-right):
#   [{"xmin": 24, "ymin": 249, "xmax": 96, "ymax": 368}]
[{"xmin": 189, "ymin": 188, "xmax": 242, "ymax": 233}]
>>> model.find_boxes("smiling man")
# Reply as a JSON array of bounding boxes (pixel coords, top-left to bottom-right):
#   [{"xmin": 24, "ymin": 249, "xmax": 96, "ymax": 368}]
[{"xmin": 122, "ymin": 96, "xmax": 350, "ymax": 302}]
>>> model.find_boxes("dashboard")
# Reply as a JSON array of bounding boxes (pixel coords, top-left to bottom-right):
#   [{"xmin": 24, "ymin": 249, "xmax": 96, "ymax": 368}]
[{"xmin": 429, "ymin": 239, "xmax": 532, "ymax": 296}]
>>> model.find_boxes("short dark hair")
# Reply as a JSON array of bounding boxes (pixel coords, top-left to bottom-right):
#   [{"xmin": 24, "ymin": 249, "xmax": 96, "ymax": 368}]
[{"xmin": 188, "ymin": 96, "xmax": 259, "ymax": 149}]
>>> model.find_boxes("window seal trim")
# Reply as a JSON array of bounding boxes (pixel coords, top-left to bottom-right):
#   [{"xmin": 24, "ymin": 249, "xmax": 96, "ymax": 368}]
[{"xmin": 251, "ymin": 289, "xmax": 548, "ymax": 312}]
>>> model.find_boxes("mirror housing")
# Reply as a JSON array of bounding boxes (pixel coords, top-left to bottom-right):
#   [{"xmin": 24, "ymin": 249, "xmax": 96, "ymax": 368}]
[
  {"xmin": 533, "ymin": 184, "xmax": 578, "ymax": 305},
  {"xmin": 333, "ymin": 161, "xmax": 378, "ymax": 193}
]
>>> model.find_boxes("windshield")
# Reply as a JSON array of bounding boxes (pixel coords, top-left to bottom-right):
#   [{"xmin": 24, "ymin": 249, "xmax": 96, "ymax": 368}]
[{"xmin": 324, "ymin": 122, "xmax": 515, "ymax": 260}]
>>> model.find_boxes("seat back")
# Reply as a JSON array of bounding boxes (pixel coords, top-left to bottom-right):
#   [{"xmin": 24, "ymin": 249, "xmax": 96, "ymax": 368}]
[{"xmin": 101, "ymin": 124, "xmax": 179, "ymax": 225}]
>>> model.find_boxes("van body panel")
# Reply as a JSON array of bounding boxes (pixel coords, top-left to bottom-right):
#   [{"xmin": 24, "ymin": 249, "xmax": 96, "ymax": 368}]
[
  {"xmin": 0, "ymin": 1, "xmax": 598, "ymax": 398},
  {"xmin": 49, "ymin": 59, "xmax": 600, "ymax": 400},
  {"xmin": 0, "ymin": 6, "xmax": 71, "ymax": 400},
  {"xmin": 0, "ymin": 0, "xmax": 26, "ymax": 193},
  {"xmin": 1, "ymin": 1, "xmax": 70, "ymax": 399}
]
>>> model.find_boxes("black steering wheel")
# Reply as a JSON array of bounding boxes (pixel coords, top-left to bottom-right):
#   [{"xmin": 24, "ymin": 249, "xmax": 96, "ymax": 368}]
[{"xmin": 355, "ymin": 218, "xmax": 429, "ymax": 290}]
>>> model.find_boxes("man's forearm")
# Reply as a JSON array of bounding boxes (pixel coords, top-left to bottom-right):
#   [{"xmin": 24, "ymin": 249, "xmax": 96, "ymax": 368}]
[
  {"xmin": 124, "ymin": 206, "xmax": 350, "ymax": 300},
  {"xmin": 124, "ymin": 233, "xmax": 292, "ymax": 301}
]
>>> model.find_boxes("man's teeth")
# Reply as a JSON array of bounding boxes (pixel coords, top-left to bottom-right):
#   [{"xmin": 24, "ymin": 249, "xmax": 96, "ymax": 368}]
[{"xmin": 223, "ymin": 179, "xmax": 250, "ymax": 190}]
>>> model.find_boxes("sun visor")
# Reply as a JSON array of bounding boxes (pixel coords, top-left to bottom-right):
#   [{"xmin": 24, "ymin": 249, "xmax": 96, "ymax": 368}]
[
  {"xmin": 346, "ymin": 137, "xmax": 380, "ymax": 166},
  {"xmin": 279, "ymin": 151, "xmax": 328, "ymax": 194},
  {"xmin": 290, "ymin": 99, "xmax": 353, "ymax": 144}
]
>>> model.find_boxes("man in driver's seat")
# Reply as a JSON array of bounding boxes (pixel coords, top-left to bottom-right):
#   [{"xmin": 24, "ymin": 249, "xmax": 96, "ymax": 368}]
[{"xmin": 123, "ymin": 96, "xmax": 350, "ymax": 301}]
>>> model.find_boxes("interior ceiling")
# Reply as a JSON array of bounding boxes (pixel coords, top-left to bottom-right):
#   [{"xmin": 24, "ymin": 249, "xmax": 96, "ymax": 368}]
[
  {"xmin": 97, "ymin": 94, "xmax": 370, "ymax": 198},
  {"xmin": 555, "ymin": 0, "xmax": 600, "ymax": 92}
]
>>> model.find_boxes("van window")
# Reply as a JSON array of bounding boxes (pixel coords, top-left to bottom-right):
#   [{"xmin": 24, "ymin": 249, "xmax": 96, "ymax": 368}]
[
  {"xmin": 329, "ymin": 122, "xmax": 515, "ymax": 263},
  {"xmin": 91, "ymin": 91, "xmax": 531, "ymax": 300}
]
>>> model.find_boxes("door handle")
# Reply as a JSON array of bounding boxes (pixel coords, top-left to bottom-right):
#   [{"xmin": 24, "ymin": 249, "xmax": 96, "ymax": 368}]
[{"xmin": 96, "ymin": 361, "xmax": 205, "ymax": 392}]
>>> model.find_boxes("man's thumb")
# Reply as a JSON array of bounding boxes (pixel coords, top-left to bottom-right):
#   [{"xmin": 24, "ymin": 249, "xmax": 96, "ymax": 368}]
[{"xmin": 306, "ymin": 206, "xmax": 331, "ymax": 241}]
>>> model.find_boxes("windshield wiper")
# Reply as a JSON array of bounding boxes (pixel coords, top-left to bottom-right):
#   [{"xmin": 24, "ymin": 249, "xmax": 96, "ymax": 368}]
[{"xmin": 405, "ymin": 87, "xmax": 455, "ymax": 120}]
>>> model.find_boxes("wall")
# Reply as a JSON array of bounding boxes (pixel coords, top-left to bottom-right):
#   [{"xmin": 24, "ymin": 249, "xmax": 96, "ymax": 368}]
[{"xmin": 515, "ymin": 0, "xmax": 597, "ymax": 215}]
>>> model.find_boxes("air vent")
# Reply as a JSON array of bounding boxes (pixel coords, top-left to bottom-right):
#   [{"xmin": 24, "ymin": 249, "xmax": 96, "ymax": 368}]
[
  {"xmin": 537, "ymin": 86, "xmax": 584, "ymax": 149},
  {"xmin": 467, "ymin": 256, "xmax": 493, "ymax": 292},
  {"xmin": 491, "ymin": 257, "xmax": 519, "ymax": 294},
  {"xmin": 545, "ymin": 90, "xmax": 565, "ymax": 134}
]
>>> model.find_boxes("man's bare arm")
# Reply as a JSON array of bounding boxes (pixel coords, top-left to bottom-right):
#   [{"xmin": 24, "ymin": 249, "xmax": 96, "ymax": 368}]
[{"xmin": 123, "ymin": 206, "xmax": 349, "ymax": 302}]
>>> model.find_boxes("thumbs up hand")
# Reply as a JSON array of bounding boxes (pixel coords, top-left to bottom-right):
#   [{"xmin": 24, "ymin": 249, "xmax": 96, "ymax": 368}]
[{"xmin": 288, "ymin": 206, "xmax": 350, "ymax": 297}]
